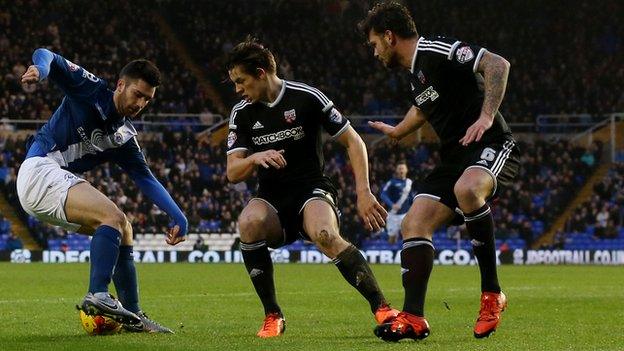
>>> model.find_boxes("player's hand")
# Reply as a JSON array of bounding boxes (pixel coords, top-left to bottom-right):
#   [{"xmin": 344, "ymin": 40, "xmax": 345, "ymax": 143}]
[
  {"xmin": 368, "ymin": 121, "xmax": 400, "ymax": 144},
  {"xmin": 357, "ymin": 191, "xmax": 388, "ymax": 232},
  {"xmin": 251, "ymin": 149, "xmax": 287, "ymax": 169},
  {"xmin": 21, "ymin": 65, "xmax": 40, "ymax": 84},
  {"xmin": 459, "ymin": 114, "xmax": 493, "ymax": 146},
  {"xmin": 166, "ymin": 225, "xmax": 186, "ymax": 246}
]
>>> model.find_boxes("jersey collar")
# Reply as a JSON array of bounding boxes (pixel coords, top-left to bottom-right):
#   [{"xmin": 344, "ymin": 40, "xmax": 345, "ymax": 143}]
[
  {"xmin": 410, "ymin": 37, "xmax": 425, "ymax": 73},
  {"xmin": 262, "ymin": 79, "xmax": 286, "ymax": 108}
]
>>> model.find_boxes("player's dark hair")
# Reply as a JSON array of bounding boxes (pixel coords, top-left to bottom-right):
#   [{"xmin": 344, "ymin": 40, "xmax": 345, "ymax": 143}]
[
  {"xmin": 225, "ymin": 37, "xmax": 276, "ymax": 77},
  {"xmin": 119, "ymin": 59, "xmax": 161, "ymax": 87},
  {"xmin": 358, "ymin": 2, "xmax": 418, "ymax": 39}
]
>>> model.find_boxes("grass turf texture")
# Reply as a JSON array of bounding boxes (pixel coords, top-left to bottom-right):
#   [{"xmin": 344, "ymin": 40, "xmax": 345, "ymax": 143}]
[{"xmin": 0, "ymin": 263, "xmax": 622, "ymax": 350}]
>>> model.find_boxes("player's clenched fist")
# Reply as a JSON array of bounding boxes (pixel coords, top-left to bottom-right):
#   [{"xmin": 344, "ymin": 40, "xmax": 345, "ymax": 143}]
[
  {"xmin": 21, "ymin": 65, "xmax": 40, "ymax": 84},
  {"xmin": 251, "ymin": 149, "xmax": 287, "ymax": 169}
]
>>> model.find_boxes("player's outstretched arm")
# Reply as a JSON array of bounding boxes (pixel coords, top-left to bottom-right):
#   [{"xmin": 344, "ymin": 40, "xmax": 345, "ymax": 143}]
[
  {"xmin": 459, "ymin": 51, "xmax": 510, "ymax": 145},
  {"xmin": 115, "ymin": 142, "xmax": 188, "ymax": 245},
  {"xmin": 368, "ymin": 106, "xmax": 427, "ymax": 143},
  {"xmin": 226, "ymin": 149, "xmax": 286, "ymax": 183},
  {"xmin": 335, "ymin": 126, "xmax": 387, "ymax": 231},
  {"xmin": 21, "ymin": 48, "xmax": 102, "ymax": 99}
]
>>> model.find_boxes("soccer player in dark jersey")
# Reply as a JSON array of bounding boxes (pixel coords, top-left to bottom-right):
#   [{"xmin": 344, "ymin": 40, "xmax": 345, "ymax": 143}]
[
  {"xmin": 225, "ymin": 39, "xmax": 398, "ymax": 338},
  {"xmin": 359, "ymin": 2, "xmax": 520, "ymax": 341},
  {"xmin": 18, "ymin": 48, "xmax": 188, "ymax": 333}
]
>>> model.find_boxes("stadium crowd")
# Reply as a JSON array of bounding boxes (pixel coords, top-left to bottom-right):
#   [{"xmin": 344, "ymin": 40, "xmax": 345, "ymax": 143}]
[
  {"xmin": 163, "ymin": 0, "xmax": 623, "ymax": 121},
  {"xmin": 0, "ymin": 0, "xmax": 212, "ymax": 124},
  {"xmin": 565, "ymin": 167, "xmax": 623, "ymax": 239},
  {"xmin": 1, "ymin": 1, "xmax": 622, "ymax": 124}
]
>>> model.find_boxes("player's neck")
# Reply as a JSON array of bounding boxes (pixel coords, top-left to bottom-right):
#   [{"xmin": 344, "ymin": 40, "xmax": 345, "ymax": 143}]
[
  {"xmin": 398, "ymin": 36, "xmax": 420, "ymax": 70},
  {"xmin": 264, "ymin": 76, "xmax": 283, "ymax": 104}
]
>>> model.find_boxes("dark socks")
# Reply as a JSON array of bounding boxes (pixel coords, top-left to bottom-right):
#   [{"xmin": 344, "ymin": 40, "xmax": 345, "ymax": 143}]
[
  {"xmin": 88, "ymin": 225, "xmax": 121, "ymax": 293},
  {"xmin": 400, "ymin": 238, "xmax": 434, "ymax": 316},
  {"xmin": 464, "ymin": 204, "xmax": 501, "ymax": 293},
  {"xmin": 333, "ymin": 245, "xmax": 386, "ymax": 313},
  {"xmin": 241, "ymin": 240, "xmax": 281, "ymax": 316},
  {"xmin": 112, "ymin": 245, "xmax": 140, "ymax": 313}
]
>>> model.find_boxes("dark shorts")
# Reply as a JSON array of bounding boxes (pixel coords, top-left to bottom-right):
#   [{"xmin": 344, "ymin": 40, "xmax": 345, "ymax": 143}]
[
  {"xmin": 415, "ymin": 138, "xmax": 520, "ymax": 224},
  {"xmin": 254, "ymin": 178, "xmax": 340, "ymax": 247}
]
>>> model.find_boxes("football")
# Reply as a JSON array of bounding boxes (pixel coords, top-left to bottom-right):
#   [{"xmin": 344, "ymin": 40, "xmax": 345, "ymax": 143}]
[{"xmin": 79, "ymin": 310, "xmax": 122, "ymax": 336}]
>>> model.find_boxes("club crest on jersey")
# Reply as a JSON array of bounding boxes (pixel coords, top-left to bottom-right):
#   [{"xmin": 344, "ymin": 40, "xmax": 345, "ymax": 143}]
[
  {"xmin": 329, "ymin": 108, "xmax": 343, "ymax": 124},
  {"xmin": 414, "ymin": 86, "xmax": 439, "ymax": 106},
  {"xmin": 284, "ymin": 109, "xmax": 296, "ymax": 123},
  {"xmin": 227, "ymin": 131, "xmax": 237, "ymax": 148},
  {"xmin": 64, "ymin": 59, "xmax": 80, "ymax": 72},
  {"xmin": 417, "ymin": 70, "xmax": 426, "ymax": 84},
  {"xmin": 455, "ymin": 46, "xmax": 474, "ymax": 63},
  {"xmin": 112, "ymin": 132, "xmax": 124, "ymax": 146}
]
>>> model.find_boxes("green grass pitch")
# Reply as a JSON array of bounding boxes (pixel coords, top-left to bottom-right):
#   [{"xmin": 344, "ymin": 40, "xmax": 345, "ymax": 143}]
[{"xmin": 0, "ymin": 263, "xmax": 622, "ymax": 350}]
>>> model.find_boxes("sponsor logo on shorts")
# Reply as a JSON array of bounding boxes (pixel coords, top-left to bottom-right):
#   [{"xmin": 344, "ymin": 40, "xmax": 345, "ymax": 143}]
[{"xmin": 252, "ymin": 126, "xmax": 304, "ymax": 145}]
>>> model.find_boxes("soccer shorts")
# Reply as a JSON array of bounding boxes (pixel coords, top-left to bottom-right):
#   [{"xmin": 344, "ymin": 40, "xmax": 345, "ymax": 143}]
[
  {"xmin": 415, "ymin": 138, "xmax": 520, "ymax": 224},
  {"xmin": 16, "ymin": 156, "xmax": 86, "ymax": 231},
  {"xmin": 253, "ymin": 178, "xmax": 340, "ymax": 247},
  {"xmin": 386, "ymin": 212, "xmax": 406, "ymax": 238}
]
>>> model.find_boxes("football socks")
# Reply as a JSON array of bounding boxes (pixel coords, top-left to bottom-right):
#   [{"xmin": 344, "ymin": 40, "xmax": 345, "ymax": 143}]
[
  {"xmin": 465, "ymin": 204, "xmax": 501, "ymax": 293},
  {"xmin": 333, "ymin": 244, "xmax": 386, "ymax": 313},
  {"xmin": 88, "ymin": 225, "xmax": 121, "ymax": 293},
  {"xmin": 400, "ymin": 238, "xmax": 435, "ymax": 316},
  {"xmin": 241, "ymin": 240, "xmax": 281, "ymax": 315},
  {"xmin": 112, "ymin": 245, "xmax": 140, "ymax": 313}
]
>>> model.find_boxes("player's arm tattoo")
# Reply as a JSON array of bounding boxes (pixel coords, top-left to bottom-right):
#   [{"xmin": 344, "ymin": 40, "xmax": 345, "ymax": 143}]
[{"xmin": 478, "ymin": 51, "xmax": 510, "ymax": 118}]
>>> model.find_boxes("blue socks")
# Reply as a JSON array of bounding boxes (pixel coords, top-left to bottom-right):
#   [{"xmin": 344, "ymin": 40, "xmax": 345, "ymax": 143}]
[
  {"xmin": 113, "ymin": 246, "xmax": 140, "ymax": 313},
  {"xmin": 88, "ymin": 225, "xmax": 121, "ymax": 294}
]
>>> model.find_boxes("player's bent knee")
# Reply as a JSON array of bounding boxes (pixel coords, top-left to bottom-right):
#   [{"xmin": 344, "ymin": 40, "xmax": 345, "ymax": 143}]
[
  {"xmin": 100, "ymin": 209, "xmax": 127, "ymax": 233},
  {"xmin": 309, "ymin": 226, "xmax": 346, "ymax": 256},
  {"xmin": 121, "ymin": 220, "xmax": 133, "ymax": 246},
  {"xmin": 401, "ymin": 218, "xmax": 434, "ymax": 240},
  {"xmin": 238, "ymin": 213, "xmax": 270, "ymax": 241},
  {"xmin": 453, "ymin": 180, "xmax": 481, "ymax": 202}
]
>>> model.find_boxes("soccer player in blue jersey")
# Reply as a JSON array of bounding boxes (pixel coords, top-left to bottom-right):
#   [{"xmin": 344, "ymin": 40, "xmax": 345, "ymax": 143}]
[
  {"xmin": 380, "ymin": 162, "xmax": 413, "ymax": 244},
  {"xmin": 18, "ymin": 48, "xmax": 188, "ymax": 333}
]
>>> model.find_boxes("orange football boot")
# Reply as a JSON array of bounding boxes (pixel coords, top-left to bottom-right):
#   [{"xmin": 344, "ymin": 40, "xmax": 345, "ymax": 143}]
[
  {"xmin": 374, "ymin": 304, "xmax": 400, "ymax": 324},
  {"xmin": 474, "ymin": 291, "xmax": 507, "ymax": 338},
  {"xmin": 374, "ymin": 311, "xmax": 430, "ymax": 342},
  {"xmin": 257, "ymin": 312, "xmax": 285, "ymax": 338}
]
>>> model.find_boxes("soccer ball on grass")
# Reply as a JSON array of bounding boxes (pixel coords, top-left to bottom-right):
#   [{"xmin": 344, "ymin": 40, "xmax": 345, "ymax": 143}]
[{"xmin": 78, "ymin": 309, "xmax": 122, "ymax": 336}]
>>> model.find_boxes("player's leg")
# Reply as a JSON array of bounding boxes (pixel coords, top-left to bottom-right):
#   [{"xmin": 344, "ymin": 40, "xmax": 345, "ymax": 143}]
[
  {"xmin": 238, "ymin": 198, "xmax": 285, "ymax": 337},
  {"xmin": 64, "ymin": 182, "xmax": 141, "ymax": 324},
  {"xmin": 399, "ymin": 196, "xmax": 454, "ymax": 317},
  {"xmin": 454, "ymin": 168, "xmax": 499, "ymax": 293},
  {"xmin": 16, "ymin": 157, "xmax": 139, "ymax": 324},
  {"xmin": 455, "ymin": 140, "xmax": 519, "ymax": 338},
  {"xmin": 78, "ymin": 220, "xmax": 172, "ymax": 333},
  {"xmin": 302, "ymin": 199, "xmax": 397, "ymax": 323},
  {"xmin": 375, "ymin": 195, "xmax": 454, "ymax": 342}
]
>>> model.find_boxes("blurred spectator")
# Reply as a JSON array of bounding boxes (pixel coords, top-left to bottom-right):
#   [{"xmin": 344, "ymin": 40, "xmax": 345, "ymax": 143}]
[
  {"xmin": 6, "ymin": 232, "xmax": 23, "ymax": 250},
  {"xmin": 379, "ymin": 162, "xmax": 413, "ymax": 244}
]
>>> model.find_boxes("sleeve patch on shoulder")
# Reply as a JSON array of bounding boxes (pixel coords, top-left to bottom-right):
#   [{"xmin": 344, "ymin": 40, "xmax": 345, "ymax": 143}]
[
  {"xmin": 227, "ymin": 131, "xmax": 237, "ymax": 148},
  {"xmin": 455, "ymin": 46, "xmax": 475, "ymax": 63},
  {"xmin": 329, "ymin": 108, "xmax": 343, "ymax": 124}
]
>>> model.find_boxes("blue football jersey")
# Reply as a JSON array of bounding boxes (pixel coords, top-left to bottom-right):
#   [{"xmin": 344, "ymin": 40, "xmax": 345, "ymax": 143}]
[{"xmin": 26, "ymin": 48, "xmax": 146, "ymax": 174}]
